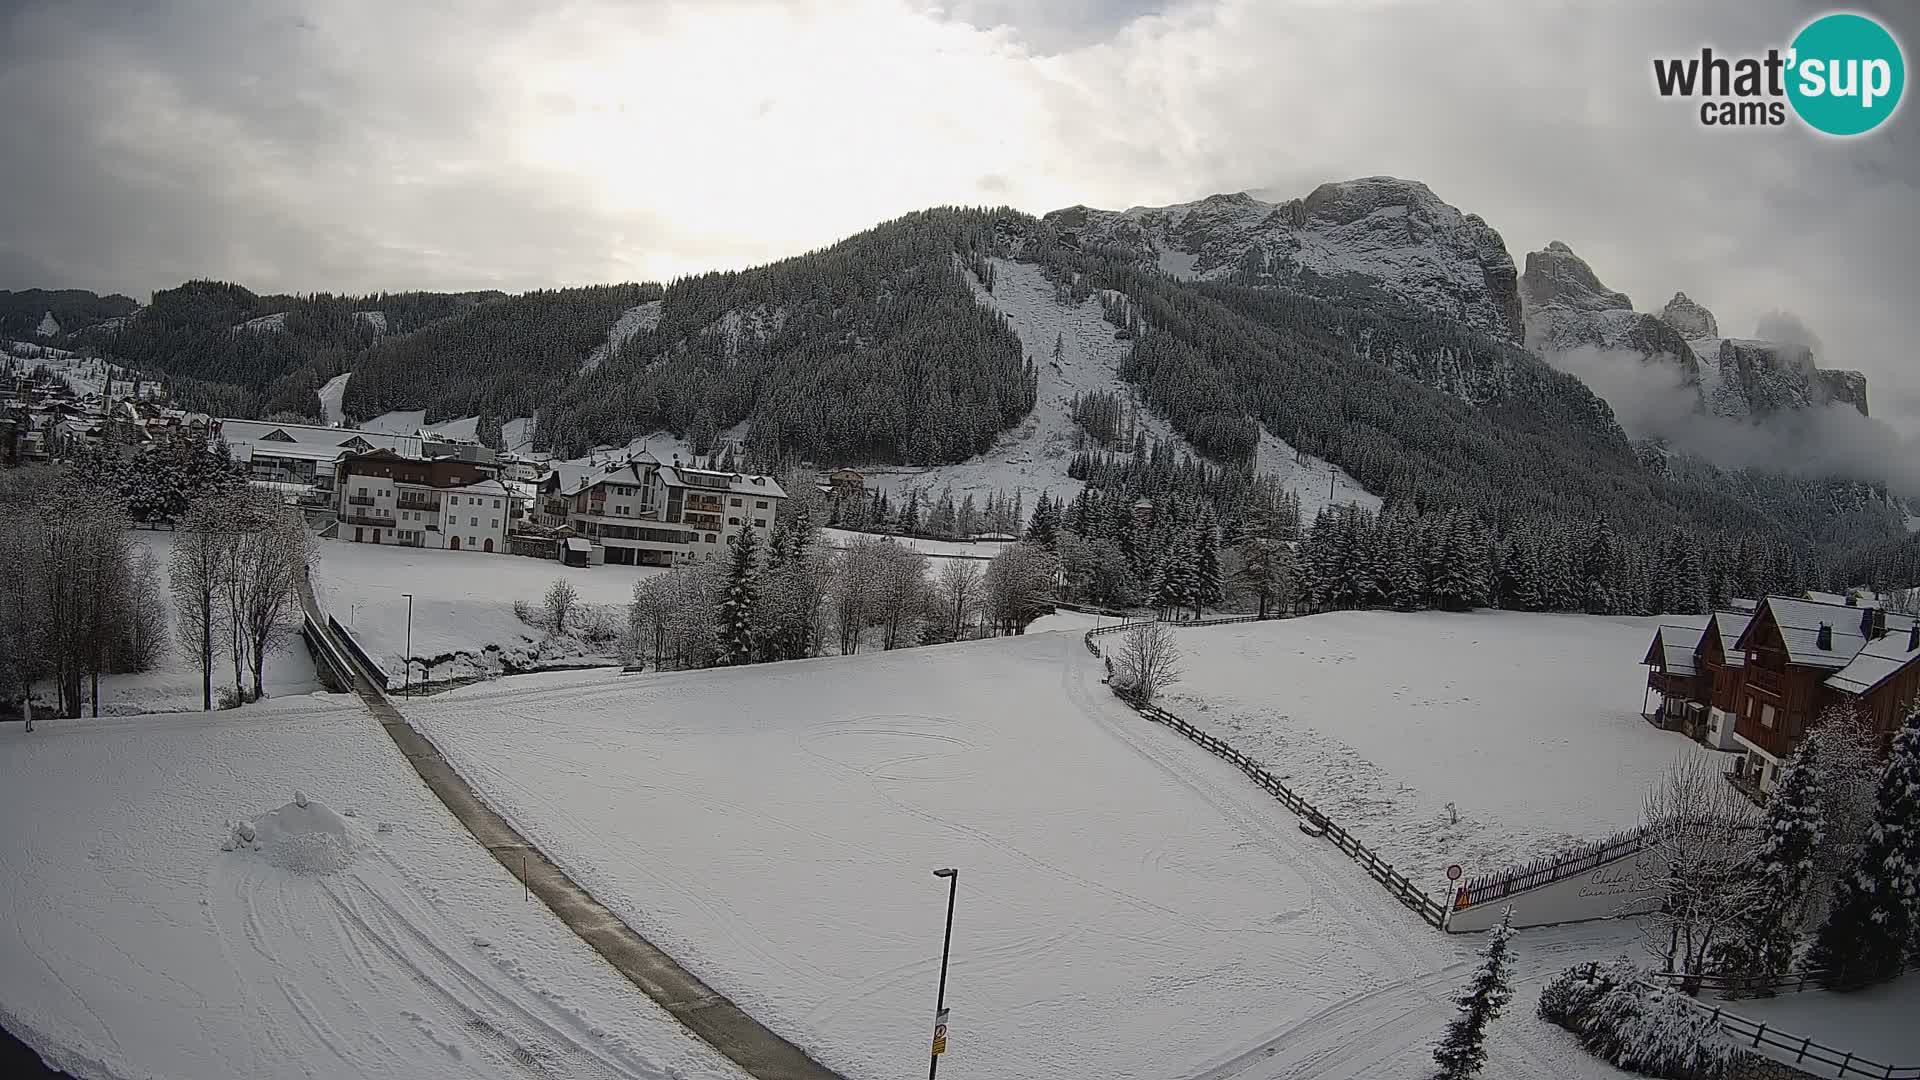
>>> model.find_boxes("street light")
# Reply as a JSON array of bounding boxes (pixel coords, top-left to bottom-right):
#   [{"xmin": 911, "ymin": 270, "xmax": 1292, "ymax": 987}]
[
  {"xmin": 929, "ymin": 868, "xmax": 958, "ymax": 1080},
  {"xmin": 402, "ymin": 592, "xmax": 413, "ymax": 697}
]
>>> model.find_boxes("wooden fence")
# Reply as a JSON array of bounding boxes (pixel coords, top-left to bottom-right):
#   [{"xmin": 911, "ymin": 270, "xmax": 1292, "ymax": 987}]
[
  {"xmin": 1452, "ymin": 826, "xmax": 1647, "ymax": 912},
  {"xmin": 1686, "ymin": 997, "xmax": 1918, "ymax": 1079},
  {"xmin": 1084, "ymin": 618, "xmax": 1449, "ymax": 928},
  {"xmin": 1648, "ymin": 957, "xmax": 1920, "ymax": 1000}
]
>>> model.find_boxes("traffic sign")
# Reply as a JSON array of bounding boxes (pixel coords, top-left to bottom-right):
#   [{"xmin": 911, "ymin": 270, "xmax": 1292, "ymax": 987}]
[
  {"xmin": 931, "ymin": 1008, "xmax": 950, "ymax": 1056},
  {"xmin": 1445, "ymin": 864, "xmax": 1463, "ymax": 882}
]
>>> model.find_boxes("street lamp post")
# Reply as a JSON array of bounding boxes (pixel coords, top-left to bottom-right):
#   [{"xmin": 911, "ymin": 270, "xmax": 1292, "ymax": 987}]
[
  {"xmin": 402, "ymin": 592, "xmax": 414, "ymax": 697},
  {"xmin": 929, "ymin": 868, "xmax": 958, "ymax": 1080}
]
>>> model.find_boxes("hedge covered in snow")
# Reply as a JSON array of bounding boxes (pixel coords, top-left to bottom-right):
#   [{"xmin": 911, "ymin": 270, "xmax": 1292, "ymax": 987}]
[{"xmin": 1539, "ymin": 961, "xmax": 1738, "ymax": 1080}]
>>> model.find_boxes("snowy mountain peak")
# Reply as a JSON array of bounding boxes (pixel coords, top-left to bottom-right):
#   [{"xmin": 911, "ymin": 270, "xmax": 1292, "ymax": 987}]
[
  {"xmin": 1519, "ymin": 241, "xmax": 1632, "ymax": 313},
  {"xmin": 1043, "ymin": 176, "xmax": 1524, "ymax": 342},
  {"xmin": 1657, "ymin": 292, "xmax": 1718, "ymax": 339}
]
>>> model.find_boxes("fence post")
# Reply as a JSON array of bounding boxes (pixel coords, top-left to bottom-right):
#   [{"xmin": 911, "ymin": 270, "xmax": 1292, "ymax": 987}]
[
  {"xmin": 1751, "ymin": 1022, "xmax": 1766, "ymax": 1049},
  {"xmin": 1795, "ymin": 1037, "xmax": 1810, "ymax": 1063}
]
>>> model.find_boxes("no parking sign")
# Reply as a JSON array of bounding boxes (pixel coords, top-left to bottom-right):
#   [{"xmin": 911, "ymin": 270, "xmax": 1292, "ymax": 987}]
[{"xmin": 931, "ymin": 1007, "xmax": 949, "ymax": 1056}]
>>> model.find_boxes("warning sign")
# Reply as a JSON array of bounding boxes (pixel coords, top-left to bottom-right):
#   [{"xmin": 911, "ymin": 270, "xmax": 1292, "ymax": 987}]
[{"xmin": 931, "ymin": 1007, "xmax": 950, "ymax": 1056}]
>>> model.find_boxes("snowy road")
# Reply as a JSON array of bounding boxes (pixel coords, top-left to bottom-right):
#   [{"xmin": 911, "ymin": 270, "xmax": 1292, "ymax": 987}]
[
  {"xmin": 0, "ymin": 699, "xmax": 745, "ymax": 1080},
  {"xmin": 408, "ymin": 630, "xmax": 1641, "ymax": 1080}
]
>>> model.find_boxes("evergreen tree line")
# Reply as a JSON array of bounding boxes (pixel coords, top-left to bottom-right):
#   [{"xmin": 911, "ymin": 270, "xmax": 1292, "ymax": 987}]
[
  {"xmin": 1297, "ymin": 503, "xmax": 1819, "ymax": 617},
  {"xmin": 829, "ymin": 484, "xmax": 1031, "ymax": 538},
  {"xmin": 0, "ymin": 288, "xmax": 138, "ymax": 339},
  {"xmin": 540, "ymin": 208, "xmax": 1036, "ymax": 466}
]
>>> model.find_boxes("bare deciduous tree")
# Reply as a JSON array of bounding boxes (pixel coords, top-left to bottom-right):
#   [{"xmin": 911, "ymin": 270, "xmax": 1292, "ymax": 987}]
[
  {"xmin": 171, "ymin": 493, "xmax": 232, "ymax": 712},
  {"xmin": 1113, "ymin": 620, "xmax": 1182, "ymax": 704},
  {"xmin": 936, "ymin": 559, "xmax": 982, "ymax": 640},
  {"xmin": 1639, "ymin": 755, "xmax": 1766, "ymax": 986},
  {"xmin": 545, "ymin": 578, "xmax": 581, "ymax": 635}
]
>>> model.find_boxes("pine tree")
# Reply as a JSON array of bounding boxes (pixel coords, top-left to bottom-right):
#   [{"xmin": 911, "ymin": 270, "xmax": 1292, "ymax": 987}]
[
  {"xmin": 1430, "ymin": 908, "xmax": 1516, "ymax": 1080},
  {"xmin": 1190, "ymin": 517, "xmax": 1221, "ymax": 617},
  {"xmin": 714, "ymin": 525, "xmax": 761, "ymax": 665},
  {"xmin": 1810, "ymin": 709, "xmax": 1920, "ymax": 989},
  {"xmin": 1715, "ymin": 737, "xmax": 1826, "ymax": 987},
  {"xmin": 1025, "ymin": 492, "xmax": 1059, "ymax": 549}
]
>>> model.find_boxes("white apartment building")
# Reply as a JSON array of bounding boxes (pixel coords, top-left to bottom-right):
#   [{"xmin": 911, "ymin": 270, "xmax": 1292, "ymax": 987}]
[
  {"xmin": 334, "ymin": 449, "xmax": 513, "ymax": 552},
  {"xmin": 541, "ymin": 453, "xmax": 786, "ymax": 566}
]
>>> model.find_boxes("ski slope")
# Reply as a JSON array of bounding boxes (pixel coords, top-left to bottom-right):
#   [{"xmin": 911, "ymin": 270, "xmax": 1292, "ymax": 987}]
[
  {"xmin": 1165, "ymin": 611, "xmax": 1718, "ymax": 880},
  {"xmin": 1255, "ymin": 427, "xmax": 1382, "ymax": 521},
  {"xmin": 318, "ymin": 371, "xmax": 351, "ymax": 426},
  {"xmin": 406, "ymin": 631, "xmax": 1636, "ymax": 1080},
  {"xmin": 0, "ymin": 697, "xmax": 744, "ymax": 1080},
  {"xmin": 861, "ymin": 258, "xmax": 1198, "ymax": 508},
  {"xmin": 582, "ymin": 301, "xmax": 663, "ymax": 373}
]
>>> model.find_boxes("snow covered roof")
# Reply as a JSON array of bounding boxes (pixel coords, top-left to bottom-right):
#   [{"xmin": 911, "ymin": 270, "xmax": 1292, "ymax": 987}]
[
  {"xmin": 1644, "ymin": 625, "xmax": 1704, "ymax": 675},
  {"xmin": 1707, "ymin": 610, "xmax": 1753, "ymax": 669},
  {"xmin": 566, "ymin": 537, "xmax": 592, "ymax": 552},
  {"xmin": 1825, "ymin": 624, "xmax": 1920, "ymax": 695},
  {"xmin": 1805, "ymin": 589, "xmax": 1883, "ymax": 610},
  {"xmin": 1746, "ymin": 595, "xmax": 1920, "ymax": 670},
  {"xmin": 1727, "ymin": 597, "xmax": 1759, "ymax": 612},
  {"xmin": 657, "ymin": 465, "xmax": 787, "ymax": 500},
  {"xmin": 444, "ymin": 478, "xmax": 512, "ymax": 499},
  {"xmin": 218, "ymin": 418, "xmax": 421, "ymax": 457}
]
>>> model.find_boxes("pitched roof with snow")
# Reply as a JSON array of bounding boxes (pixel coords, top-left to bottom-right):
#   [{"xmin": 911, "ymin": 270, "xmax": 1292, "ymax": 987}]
[
  {"xmin": 1743, "ymin": 595, "xmax": 1920, "ymax": 670},
  {"xmin": 657, "ymin": 465, "xmax": 788, "ymax": 500},
  {"xmin": 217, "ymin": 418, "xmax": 421, "ymax": 457},
  {"xmin": 1648, "ymin": 624, "xmax": 1705, "ymax": 675},
  {"xmin": 1825, "ymin": 623, "xmax": 1920, "ymax": 695},
  {"xmin": 1706, "ymin": 610, "xmax": 1754, "ymax": 669}
]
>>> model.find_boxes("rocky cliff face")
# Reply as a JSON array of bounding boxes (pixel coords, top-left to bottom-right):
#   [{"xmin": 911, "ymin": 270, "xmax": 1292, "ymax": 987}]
[
  {"xmin": 1043, "ymin": 176, "xmax": 1525, "ymax": 343},
  {"xmin": 1518, "ymin": 242, "xmax": 1702, "ymax": 391}
]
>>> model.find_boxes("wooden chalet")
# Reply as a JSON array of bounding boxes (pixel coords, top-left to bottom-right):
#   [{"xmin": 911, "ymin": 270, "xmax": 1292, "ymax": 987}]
[
  {"xmin": 1641, "ymin": 623, "xmax": 1708, "ymax": 734},
  {"xmin": 1728, "ymin": 595, "xmax": 1920, "ymax": 795}
]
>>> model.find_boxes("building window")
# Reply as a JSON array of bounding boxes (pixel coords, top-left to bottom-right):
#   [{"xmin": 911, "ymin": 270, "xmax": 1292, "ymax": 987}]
[
  {"xmin": 493, "ymin": 499, "xmax": 500, "ymax": 508},
  {"xmin": 730, "ymin": 497, "xmax": 742, "ymax": 507},
  {"xmin": 1761, "ymin": 703, "xmax": 1776, "ymax": 729},
  {"xmin": 756, "ymin": 500, "xmax": 767, "ymax": 509},
  {"xmin": 490, "ymin": 519, "xmax": 498, "ymax": 529},
  {"xmin": 706, "ymin": 533, "xmax": 717, "ymax": 544},
  {"xmin": 728, "ymin": 517, "xmax": 740, "ymax": 526},
  {"xmin": 470, "ymin": 516, "xmax": 479, "ymax": 527},
  {"xmin": 469, "ymin": 536, "xmax": 477, "ymax": 548},
  {"xmin": 754, "ymin": 518, "xmax": 766, "ymax": 528}
]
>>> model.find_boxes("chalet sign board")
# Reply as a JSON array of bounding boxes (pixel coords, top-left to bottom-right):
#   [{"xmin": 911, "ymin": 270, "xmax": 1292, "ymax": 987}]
[{"xmin": 1450, "ymin": 846, "xmax": 1663, "ymax": 932}]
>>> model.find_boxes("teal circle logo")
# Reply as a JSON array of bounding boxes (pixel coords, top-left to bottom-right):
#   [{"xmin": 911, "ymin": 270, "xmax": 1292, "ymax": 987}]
[{"xmin": 1787, "ymin": 13, "xmax": 1905, "ymax": 136}]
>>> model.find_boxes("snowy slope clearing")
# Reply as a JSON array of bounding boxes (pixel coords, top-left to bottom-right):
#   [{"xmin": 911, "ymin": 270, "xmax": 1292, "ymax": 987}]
[
  {"xmin": 1165, "ymin": 611, "xmax": 1718, "ymax": 881},
  {"xmin": 1255, "ymin": 427, "xmax": 1382, "ymax": 521},
  {"xmin": 317, "ymin": 371, "xmax": 351, "ymax": 427},
  {"xmin": 311, "ymin": 541, "xmax": 666, "ymax": 688},
  {"xmin": 819, "ymin": 527, "xmax": 1011, "ymax": 563},
  {"xmin": 406, "ymin": 632, "xmax": 1635, "ymax": 1080},
  {"xmin": 583, "ymin": 301, "xmax": 664, "ymax": 373},
  {"xmin": 861, "ymin": 258, "xmax": 1201, "ymax": 508},
  {"xmin": 0, "ymin": 698, "xmax": 744, "ymax": 1080}
]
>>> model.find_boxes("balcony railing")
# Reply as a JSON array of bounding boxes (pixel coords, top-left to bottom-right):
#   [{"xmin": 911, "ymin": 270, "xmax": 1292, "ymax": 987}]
[
  {"xmin": 396, "ymin": 498, "xmax": 442, "ymax": 512},
  {"xmin": 343, "ymin": 511, "xmax": 395, "ymax": 526},
  {"xmin": 1747, "ymin": 666, "xmax": 1783, "ymax": 694},
  {"xmin": 347, "ymin": 495, "xmax": 376, "ymax": 506}
]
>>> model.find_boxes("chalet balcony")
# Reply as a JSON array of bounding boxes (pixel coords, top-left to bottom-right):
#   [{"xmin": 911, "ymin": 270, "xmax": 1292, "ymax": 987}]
[
  {"xmin": 1645, "ymin": 670, "xmax": 1703, "ymax": 700},
  {"xmin": 347, "ymin": 494, "xmax": 376, "ymax": 506},
  {"xmin": 1746, "ymin": 666, "xmax": 1783, "ymax": 695},
  {"xmin": 396, "ymin": 497, "xmax": 442, "ymax": 512},
  {"xmin": 1733, "ymin": 712, "xmax": 1791, "ymax": 759}
]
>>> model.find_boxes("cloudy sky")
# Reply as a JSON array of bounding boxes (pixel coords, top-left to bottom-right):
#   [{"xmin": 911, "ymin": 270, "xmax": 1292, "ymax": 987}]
[{"xmin": 3, "ymin": 0, "xmax": 1915, "ymax": 429}]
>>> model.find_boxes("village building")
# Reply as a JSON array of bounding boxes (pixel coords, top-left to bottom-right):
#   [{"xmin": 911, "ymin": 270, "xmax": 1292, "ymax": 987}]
[
  {"xmin": 330, "ymin": 448, "xmax": 512, "ymax": 552},
  {"xmin": 1728, "ymin": 595, "xmax": 1920, "ymax": 795},
  {"xmin": 537, "ymin": 452, "xmax": 786, "ymax": 566}
]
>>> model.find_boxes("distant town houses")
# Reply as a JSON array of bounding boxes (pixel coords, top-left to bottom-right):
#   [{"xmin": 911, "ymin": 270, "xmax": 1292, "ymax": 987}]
[
  {"xmin": 539, "ymin": 451, "xmax": 786, "ymax": 567},
  {"xmin": 1642, "ymin": 590, "xmax": 1920, "ymax": 797},
  {"xmin": 332, "ymin": 447, "xmax": 514, "ymax": 552}
]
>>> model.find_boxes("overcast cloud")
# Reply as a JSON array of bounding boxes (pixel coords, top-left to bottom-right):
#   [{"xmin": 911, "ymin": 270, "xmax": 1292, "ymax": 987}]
[{"xmin": 2, "ymin": 0, "xmax": 1915, "ymax": 429}]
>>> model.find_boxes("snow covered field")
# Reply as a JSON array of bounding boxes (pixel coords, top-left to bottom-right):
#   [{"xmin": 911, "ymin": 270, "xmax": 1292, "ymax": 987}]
[
  {"xmin": 310, "ymin": 541, "xmax": 664, "ymax": 687},
  {"xmin": 32, "ymin": 530, "xmax": 320, "ymax": 716},
  {"xmin": 820, "ymin": 527, "xmax": 1010, "ymax": 562},
  {"xmin": 1164, "ymin": 611, "xmax": 1717, "ymax": 882},
  {"xmin": 406, "ymin": 632, "xmax": 1632, "ymax": 1080},
  {"xmin": 0, "ymin": 697, "xmax": 743, "ymax": 1080}
]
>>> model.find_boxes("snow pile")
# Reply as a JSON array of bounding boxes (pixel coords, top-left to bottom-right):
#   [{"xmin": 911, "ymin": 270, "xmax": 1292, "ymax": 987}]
[{"xmin": 222, "ymin": 791, "xmax": 358, "ymax": 874}]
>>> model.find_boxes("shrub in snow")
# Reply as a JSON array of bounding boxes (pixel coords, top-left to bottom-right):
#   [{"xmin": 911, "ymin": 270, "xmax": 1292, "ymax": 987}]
[
  {"xmin": 544, "ymin": 579, "xmax": 581, "ymax": 634},
  {"xmin": 1539, "ymin": 961, "xmax": 1735, "ymax": 1080}
]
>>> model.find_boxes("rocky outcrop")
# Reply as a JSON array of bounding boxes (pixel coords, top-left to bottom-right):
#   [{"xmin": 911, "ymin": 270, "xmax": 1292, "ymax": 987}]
[
  {"xmin": 1657, "ymin": 291, "xmax": 1717, "ymax": 338},
  {"xmin": 1043, "ymin": 176, "xmax": 1525, "ymax": 343},
  {"xmin": 1519, "ymin": 242, "xmax": 1701, "ymax": 386},
  {"xmin": 1703, "ymin": 339, "xmax": 1870, "ymax": 418}
]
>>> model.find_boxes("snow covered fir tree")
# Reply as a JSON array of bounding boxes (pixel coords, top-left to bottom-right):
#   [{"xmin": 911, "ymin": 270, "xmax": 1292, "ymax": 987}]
[
  {"xmin": 1430, "ymin": 909, "xmax": 1516, "ymax": 1080},
  {"xmin": 1808, "ymin": 708, "xmax": 1920, "ymax": 989}
]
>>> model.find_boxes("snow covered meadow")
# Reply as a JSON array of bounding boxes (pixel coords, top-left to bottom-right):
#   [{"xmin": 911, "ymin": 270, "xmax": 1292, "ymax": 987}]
[
  {"xmin": 0, "ymin": 696, "xmax": 742, "ymax": 1080},
  {"xmin": 309, "ymin": 540, "xmax": 666, "ymax": 688},
  {"xmin": 403, "ymin": 630, "xmax": 1629, "ymax": 1080},
  {"xmin": 1163, "ymin": 611, "xmax": 1720, "ymax": 882}
]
